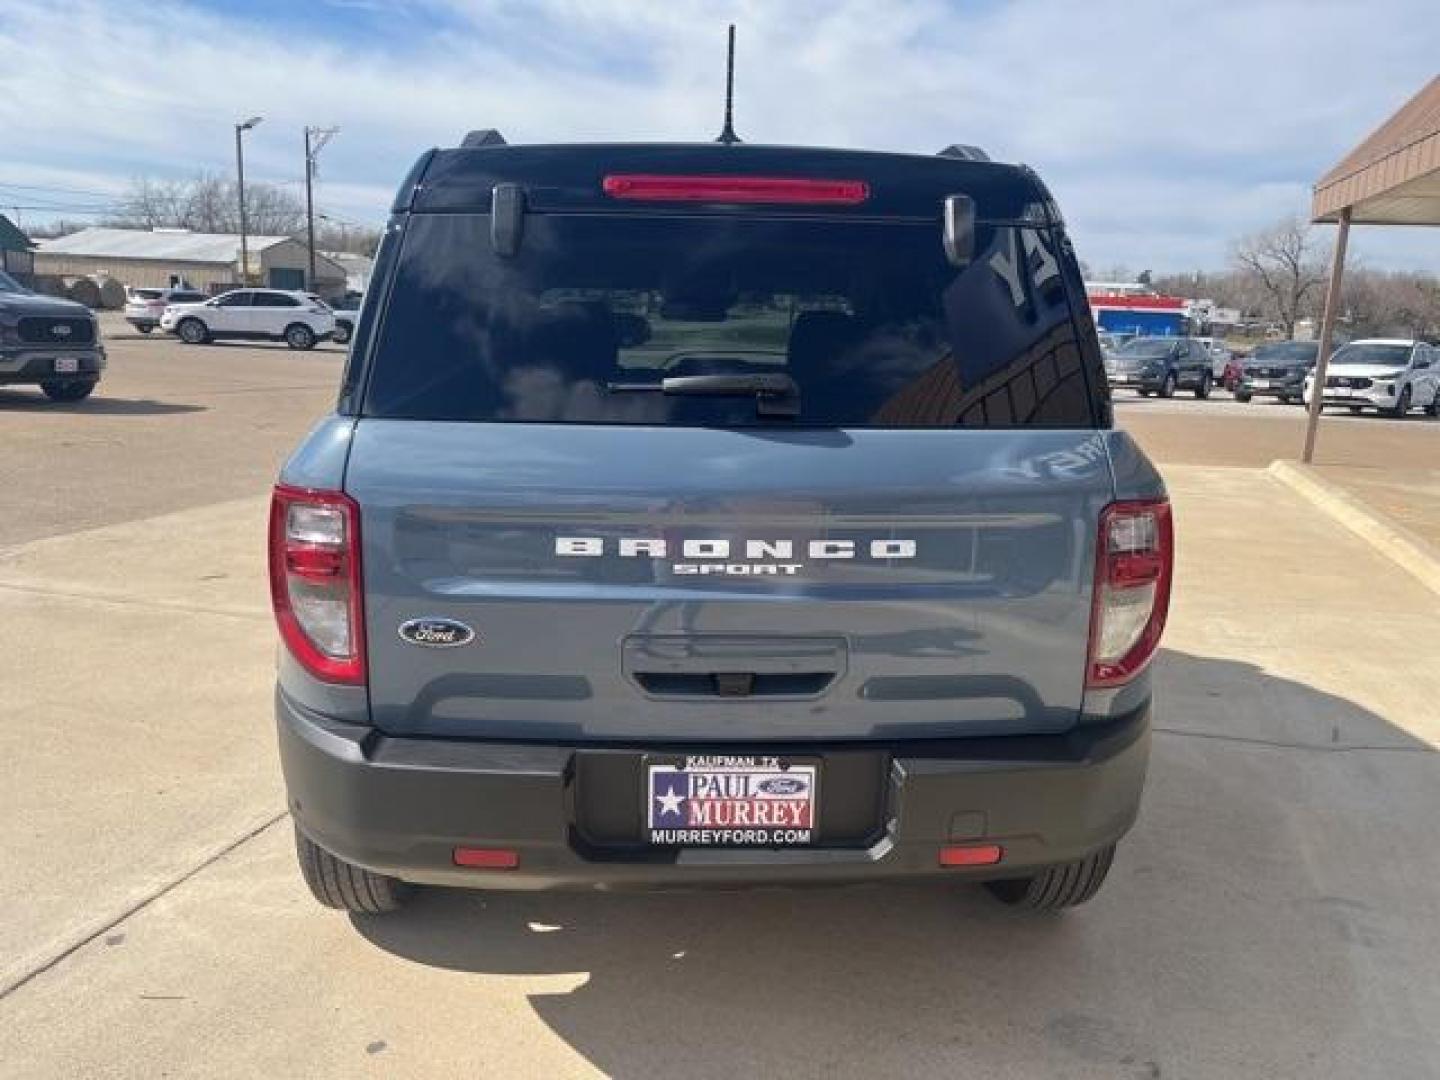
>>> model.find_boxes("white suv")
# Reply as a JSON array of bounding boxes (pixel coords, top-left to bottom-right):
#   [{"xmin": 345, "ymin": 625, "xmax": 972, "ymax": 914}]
[
  {"xmin": 124, "ymin": 287, "xmax": 207, "ymax": 333},
  {"xmin": 159, "ymin": 289, "xmax": 336, "ymax": 350},
  {"xmin": 1304, "ymin": 339, "xmax": 1440, "ymax": 418}
]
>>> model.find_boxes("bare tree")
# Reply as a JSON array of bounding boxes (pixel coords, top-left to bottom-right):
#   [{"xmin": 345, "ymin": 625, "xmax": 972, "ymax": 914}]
[
  {"xmin": 1231, "ymin": 216, "xmax": 1329, "ymax": 339},
  {"xmin": 109, "ymin": 176, "xmax": 188, "ymax": 230},
  {"xmin": 243, "ymin": 181, "xmax": 305, "ymax": 235},
  {"xmin": 104, "ymin": 173, "xmax": 304, "ymax": 235}
]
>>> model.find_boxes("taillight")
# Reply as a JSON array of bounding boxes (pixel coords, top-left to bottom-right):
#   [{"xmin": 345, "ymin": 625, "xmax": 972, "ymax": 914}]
[
  {"xmin": 1086, "ymin": 499, "xmax": 1173, "ymax": 688},
  {"xmin": 601, "ymin": 174, "xmax": 870, "ymax": 205},
  {"xmin": 268, "ymin": 484, "xmax": 365, "ymax": 684}
]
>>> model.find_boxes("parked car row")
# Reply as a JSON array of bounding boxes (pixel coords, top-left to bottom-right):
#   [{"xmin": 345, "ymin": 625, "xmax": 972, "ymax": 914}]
[
  {"xmin": 120, "ymin": 286, "xmax": 366, "ymax": 350},
  {"xmin": 1104, "ymin": 334, "xmax": 1440, "ymax": 418}
]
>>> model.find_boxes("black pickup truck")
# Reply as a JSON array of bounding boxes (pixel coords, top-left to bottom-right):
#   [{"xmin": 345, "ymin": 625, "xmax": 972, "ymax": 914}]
[{"xmin": 0, "ymin": 270, "xmax": 105, "ymax": 402}]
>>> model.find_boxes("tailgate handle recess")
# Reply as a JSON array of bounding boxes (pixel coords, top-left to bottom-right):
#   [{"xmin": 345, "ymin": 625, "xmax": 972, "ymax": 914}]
[{"xmin": 624, "ymin": 635, "xmax": 847, "ymax": 700}]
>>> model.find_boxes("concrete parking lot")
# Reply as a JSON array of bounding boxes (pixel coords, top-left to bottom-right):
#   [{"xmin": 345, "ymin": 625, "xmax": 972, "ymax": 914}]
[{"xmin": 3, "ymin": 319, "xmax": 1438, "ymax": 1077}]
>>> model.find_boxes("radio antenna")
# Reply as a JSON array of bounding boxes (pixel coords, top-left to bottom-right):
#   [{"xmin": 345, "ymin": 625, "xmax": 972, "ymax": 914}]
[{"xmin": 717, "ymin": 24, "xmax": 741, "ymax": 144}]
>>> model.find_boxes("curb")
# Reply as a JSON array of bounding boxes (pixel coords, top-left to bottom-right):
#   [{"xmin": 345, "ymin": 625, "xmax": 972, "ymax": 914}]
[{"xmin": 1267, "ymin": 459, "xmax": 1440, "ymax": 597}]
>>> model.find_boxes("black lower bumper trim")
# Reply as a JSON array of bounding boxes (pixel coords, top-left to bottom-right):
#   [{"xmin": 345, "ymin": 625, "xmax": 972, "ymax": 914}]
[{"xmin": 277, "ymin": 690, "xmax": 1151, "ymax": 890}]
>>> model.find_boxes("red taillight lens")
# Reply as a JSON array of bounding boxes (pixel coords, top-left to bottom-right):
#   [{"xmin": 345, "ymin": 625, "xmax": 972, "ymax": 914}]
[
  {"xmin": 453, "ymin": 847, "xmax": 520, "ymax": 870},
  {"xmin": 268, "ymin": 484, "xmax": 365, "ymax": 684},
  {"xmin": 939, "ymin": 844, "xmax": 1003, "ymax": 867},
  {"xmin": 1086, "ymin": 499, "xmax": 1173, "ymax": 688},
  {"xmin": 601, "ymin": 174, "xmax": 870, "ymax": 205}
]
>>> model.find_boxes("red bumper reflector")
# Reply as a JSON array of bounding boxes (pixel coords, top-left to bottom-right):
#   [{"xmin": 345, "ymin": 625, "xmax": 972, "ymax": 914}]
[
  {"xmin": 453, "ymin": 847, "xmax": 520, "ymax": 870},
  {"xmin": 602, "ymin": 174, "xmax": 870, "ymax": 205},
  {"xmin": 938, "ymin": 844, "xmax": 1003, "ymax": 867}
]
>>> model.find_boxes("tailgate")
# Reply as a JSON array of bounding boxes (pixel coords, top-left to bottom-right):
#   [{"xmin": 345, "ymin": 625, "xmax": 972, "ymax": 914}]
[{"xmin": 348, "ymin": 421, "xmax": 1111, "ymax": 742}]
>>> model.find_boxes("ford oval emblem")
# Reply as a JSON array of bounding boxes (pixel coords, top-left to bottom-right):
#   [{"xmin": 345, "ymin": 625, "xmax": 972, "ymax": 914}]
[
  {"xmin": 758, "ymin": 777, "xmax": 806, "ymax": 796},
  {"xmin": 398, "ymin": 618, "xmax": 476, "ymax": 648}
]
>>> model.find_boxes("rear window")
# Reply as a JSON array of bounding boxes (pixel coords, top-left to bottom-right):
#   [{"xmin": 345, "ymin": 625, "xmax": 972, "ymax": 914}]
[{"xmin": 363, "ymin": 211, "xmax": 1099, "ymax": 428}]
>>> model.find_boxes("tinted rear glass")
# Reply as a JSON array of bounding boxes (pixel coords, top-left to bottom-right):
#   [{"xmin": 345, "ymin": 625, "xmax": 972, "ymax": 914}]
[{"xmin": 364, "ymin": 212, "xmax": 1097, "ymax": 428}]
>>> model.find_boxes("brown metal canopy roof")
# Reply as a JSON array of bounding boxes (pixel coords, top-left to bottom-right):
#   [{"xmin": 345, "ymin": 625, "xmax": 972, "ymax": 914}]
[{"xmin": 1312, "ymin": 75, "xmax": 1440, "ymax": 225}]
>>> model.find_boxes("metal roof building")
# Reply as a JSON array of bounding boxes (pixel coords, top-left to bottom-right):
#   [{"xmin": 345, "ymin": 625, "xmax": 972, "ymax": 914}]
[{"xmin": 34, "ymin": 227, "xmax": 347, "ymax": 295}]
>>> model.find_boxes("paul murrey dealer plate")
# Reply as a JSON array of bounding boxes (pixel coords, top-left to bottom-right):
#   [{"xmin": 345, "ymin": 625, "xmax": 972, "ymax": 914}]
[
  {"xmin": 647, "ymin": 756, "xmax": 817, "ymax": 846},
  {"xmin": 54, "ymin": 357, "xmax": 79, "ymax": 374}
]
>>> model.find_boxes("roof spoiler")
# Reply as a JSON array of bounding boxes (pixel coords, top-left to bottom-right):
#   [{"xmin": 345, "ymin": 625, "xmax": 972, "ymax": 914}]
[
  {"xmin": 460, "ymin": 129, "xmax": 507, "ymax": 149},
  {"xmin": 937, "ymin": 144, "xmax": 990, "ymax": 162}
]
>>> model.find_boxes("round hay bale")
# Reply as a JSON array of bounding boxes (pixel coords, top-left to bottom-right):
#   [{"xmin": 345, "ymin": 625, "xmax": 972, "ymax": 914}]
[
  {"xmin": 62, "ymin": 276, "xmax": 102, "ymax": 309},
  {"xmin": 94, "ymin": 276, "xmax": 127, "ymax": 310}
]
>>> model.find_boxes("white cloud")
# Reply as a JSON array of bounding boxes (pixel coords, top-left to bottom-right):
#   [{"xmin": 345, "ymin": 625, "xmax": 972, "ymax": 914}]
[{"xmin": 1, "ymin": 0, "xmax": 1435, "ymax": 269}]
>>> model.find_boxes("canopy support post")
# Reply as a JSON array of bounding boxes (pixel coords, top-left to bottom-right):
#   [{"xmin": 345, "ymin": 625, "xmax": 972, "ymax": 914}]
[{"xmin": 1302, "ymin": 205, "xmax": 1352, "ymax": 464}]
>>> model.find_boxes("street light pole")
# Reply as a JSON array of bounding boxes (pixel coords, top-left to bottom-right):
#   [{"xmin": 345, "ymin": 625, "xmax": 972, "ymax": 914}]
[{"xmin": 234, "ymin": 116, "xmax": 263, "ymax": 286}]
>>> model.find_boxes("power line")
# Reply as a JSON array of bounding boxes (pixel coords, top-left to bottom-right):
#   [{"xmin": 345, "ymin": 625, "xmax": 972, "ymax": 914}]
[{"xmin": 0, "ymin": 180, "xmax": 123, "ymax": 198}]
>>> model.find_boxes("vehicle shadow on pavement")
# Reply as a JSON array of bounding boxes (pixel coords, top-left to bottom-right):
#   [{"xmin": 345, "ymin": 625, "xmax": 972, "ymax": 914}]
[
  {"xmin": 0, "ymin": 389, "xmax": 205, "ymax": 415},
  {"xmin": 354, "ymin": 648, "xmax": 1438, "ymax": 1078}
]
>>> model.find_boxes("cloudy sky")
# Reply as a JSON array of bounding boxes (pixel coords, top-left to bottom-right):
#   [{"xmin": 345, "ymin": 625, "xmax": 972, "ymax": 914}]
[{"xmin": 1, "ymin": 0, "xmax": 1436, "ymax": 273}]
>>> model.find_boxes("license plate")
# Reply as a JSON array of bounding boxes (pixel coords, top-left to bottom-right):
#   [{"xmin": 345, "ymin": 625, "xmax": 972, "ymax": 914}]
[
  {"xmin": 646, "ymin": 756, "xmax": 817, "ymax": 846},
  {"xmin": 53, "ymin": 356, "xmax": 79, "ymax": 374}
]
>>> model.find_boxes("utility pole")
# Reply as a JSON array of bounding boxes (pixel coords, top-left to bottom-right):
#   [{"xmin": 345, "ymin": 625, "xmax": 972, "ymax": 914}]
[
  {"xmin": 235, "ymin": 116, "xmax": 263, "ymax": 286},
  {"xmin": 304, "ymin": 126, "xmax": 339, "ymax": 288}
]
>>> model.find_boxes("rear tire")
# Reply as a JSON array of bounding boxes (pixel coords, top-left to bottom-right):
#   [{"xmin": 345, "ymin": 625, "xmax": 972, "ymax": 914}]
[
  {"xmin": 1158, "ymin": 373, "xmax": 1177, "ymax": 399},
  {"xmin": 1194, "ymin": 372, "xmax": 1212, "ymax": 400},
  {"xmin": 285, "ymin": 323, "xmax": 317, "ymax": 350},
  {"xmin": 294, "ymin": 825, "xmax": 410, "ymax": 915},
  {"xmin": 1137, "ymin": 389, "xmax": 1153, "ymax": 397},
  {"xmin": 1234, "ymin": 390, "xmax": 1252, "ymax": 403},
  {"xmin": 40, "ymin": 379, "xmax": 96, "ymax": 402},
  {"xmin": 137, "ymin": 324, "xmax": 153, "ymax": 334},
  {"xmin": 1426, "ymin": 391, "xmax": 1440, "ymax": 418},
  {"xmin": 332, "ymin": 320, "xmax": 352, "ymax": 345},
  {"xmin": 985, "ymin": 844, "xmax": 1116, "ymax": 911},
  {"xmin": 177, "ymin": 317, "xmax": 209, "ymax": 345}
]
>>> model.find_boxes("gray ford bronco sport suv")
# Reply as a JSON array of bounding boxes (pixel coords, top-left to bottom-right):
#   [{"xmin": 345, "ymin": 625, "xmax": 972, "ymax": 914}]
[
  {"xmin": 272, "ymin": 134, "xmax": 1171, "ymax": 917},
  {"xmin": 0, "ymin": 269, "xmax": 105, "ymax": 402}
]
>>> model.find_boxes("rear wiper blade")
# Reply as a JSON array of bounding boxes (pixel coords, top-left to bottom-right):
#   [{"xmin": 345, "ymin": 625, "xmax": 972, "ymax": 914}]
[{"xmin": 606, "ymin": 373, "xmax": 799, "ymax": 416}]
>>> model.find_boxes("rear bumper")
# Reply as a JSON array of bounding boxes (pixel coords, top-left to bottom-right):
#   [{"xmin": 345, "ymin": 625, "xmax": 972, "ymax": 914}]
[{"xmin": 278, "ymin": 690, "xmax": 1151, "ymax": 890}]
